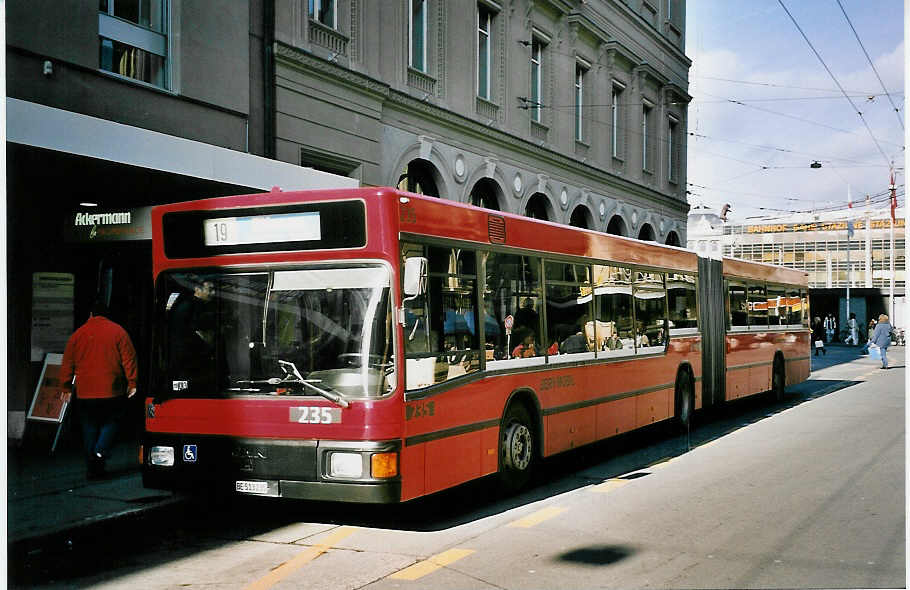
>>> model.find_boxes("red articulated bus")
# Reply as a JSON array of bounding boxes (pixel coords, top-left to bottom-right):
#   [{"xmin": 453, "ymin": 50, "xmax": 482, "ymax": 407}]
[{"xmin": 141, "ymin": 187, "xmax": 810, "ymax": 502}]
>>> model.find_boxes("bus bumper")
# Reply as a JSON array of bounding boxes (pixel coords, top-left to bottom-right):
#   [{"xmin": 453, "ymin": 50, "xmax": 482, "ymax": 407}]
[{"xmin": 141, "ymin": 435, "xmax": 401, "ymax": 503}]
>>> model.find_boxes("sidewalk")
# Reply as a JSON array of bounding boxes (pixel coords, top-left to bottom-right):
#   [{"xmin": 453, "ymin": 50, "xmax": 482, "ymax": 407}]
[{"xmin": 7, "ymin": 430, "xmax": 183, "ymax": 548}]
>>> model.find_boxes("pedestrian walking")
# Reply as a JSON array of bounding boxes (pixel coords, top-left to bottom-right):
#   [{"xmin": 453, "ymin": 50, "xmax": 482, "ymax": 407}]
[
  {"xmin": 845, "ymin": 312, "xmax": 859, "ymax": 345},
  {"xmin": 869, "ymin": 314, "xmax": 893, "ymax": 369},
  {"xmin": 824, "ymin": 313, "xmax": 837, "ymax": 343},
  {"xmin": 60, "ymin": 301, "xmax": 138, "ymax": 478},
  {"xmin": 812, "ymin": 317, "xmax": 826, "ymax": 356}
]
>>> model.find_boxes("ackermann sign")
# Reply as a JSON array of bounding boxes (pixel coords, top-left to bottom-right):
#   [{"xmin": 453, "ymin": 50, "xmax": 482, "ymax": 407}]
[
  {"xmin": 65, "ymin": 207, "xmax": 153, "ymax": 242},
  {"xmin": 743, "ymin": 218, "xmax": 904, "ymax": 234},
  {"xmin": 74, "ymin": 212, "xmax": 132, "ymax": 226}
]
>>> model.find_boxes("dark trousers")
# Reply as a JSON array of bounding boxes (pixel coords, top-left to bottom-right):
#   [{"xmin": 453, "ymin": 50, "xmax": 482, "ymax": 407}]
[{"xmin": 77, "ymin": 397, "xmax": 126, "ymax": 462}]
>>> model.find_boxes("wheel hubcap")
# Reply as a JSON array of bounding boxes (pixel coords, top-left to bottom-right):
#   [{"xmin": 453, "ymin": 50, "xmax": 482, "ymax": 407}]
[{"xmin": 503, "ymin": 423, "xmax": 532, "ymax": 471}]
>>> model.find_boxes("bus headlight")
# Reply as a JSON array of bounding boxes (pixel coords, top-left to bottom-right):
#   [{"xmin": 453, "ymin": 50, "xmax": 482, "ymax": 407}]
[
  {"xmin": 150, "ymin": 446, "xmax": 175, "ymax": 466},
  {"xmin": 329, "ymin": 452, "xmax": 363, "ymax": 478}
]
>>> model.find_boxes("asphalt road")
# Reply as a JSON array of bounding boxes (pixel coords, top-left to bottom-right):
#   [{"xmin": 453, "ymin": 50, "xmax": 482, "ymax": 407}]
[{"xmin": 12, "ymin": 350, "xmax": 905, "ymax": 589}]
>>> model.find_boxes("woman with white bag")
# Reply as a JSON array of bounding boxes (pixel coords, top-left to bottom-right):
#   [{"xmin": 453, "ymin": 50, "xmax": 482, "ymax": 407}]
[{"xmin": 812, "ymin": 317, "xmax": 826, "ymax": 356}]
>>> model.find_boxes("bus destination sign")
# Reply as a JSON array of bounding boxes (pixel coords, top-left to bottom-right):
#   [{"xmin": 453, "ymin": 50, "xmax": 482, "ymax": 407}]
[
  {"xmin": 203, "ymin": 212, "xmax": 321, "ymax": 246},
  {"xmin": 162, "ymin": 200, "xmax": 366, "ymax": 258}
]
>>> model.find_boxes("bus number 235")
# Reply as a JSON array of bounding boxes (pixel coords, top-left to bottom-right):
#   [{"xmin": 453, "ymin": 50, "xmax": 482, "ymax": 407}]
[{"xmin": 290, "ymin": 407, "xmax": 342, "ymax": 424}]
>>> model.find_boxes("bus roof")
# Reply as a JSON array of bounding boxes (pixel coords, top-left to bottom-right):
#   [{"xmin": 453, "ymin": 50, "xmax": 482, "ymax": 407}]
[
  {"xmin": 722, "ymin": 255, "xmax": 809, "ymax": 287},
  {"xmin": 154, "ymin": 187, "xmax": 803, "ymax": 285}
]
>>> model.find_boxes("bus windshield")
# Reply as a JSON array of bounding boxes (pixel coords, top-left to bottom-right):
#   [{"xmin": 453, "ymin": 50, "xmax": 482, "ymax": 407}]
[{"xmin": 155, "ymin": 265, "xmax": 394, "ymax": 400}]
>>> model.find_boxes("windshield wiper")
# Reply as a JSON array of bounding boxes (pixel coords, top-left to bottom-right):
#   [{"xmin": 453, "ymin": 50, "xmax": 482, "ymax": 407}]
[{"xmin": 277, "ymin": 360, "xmax": 350, "ymax": 408}]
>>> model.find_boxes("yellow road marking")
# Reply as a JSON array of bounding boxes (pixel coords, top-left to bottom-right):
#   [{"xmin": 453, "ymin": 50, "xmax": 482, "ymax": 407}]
[
  {"xmin": 592, "ymin": 479, "xmax": 630, "ymax": 493},
  {"xmin": 507, "ymin": 506, "xmax": 568, "ymax": 528},
  {"xmin": 244, "ymin": 526, "xmax": 356, "ymax": 590},
  {"xmin": 389, "ymin": 548, "xmax": 476, "ymax": 581}
]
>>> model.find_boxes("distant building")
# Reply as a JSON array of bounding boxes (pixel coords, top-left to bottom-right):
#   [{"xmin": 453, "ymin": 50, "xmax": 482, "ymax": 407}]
[{"xmin": 722, "ymin": 206, "xmax": 905, "ymax": 336}]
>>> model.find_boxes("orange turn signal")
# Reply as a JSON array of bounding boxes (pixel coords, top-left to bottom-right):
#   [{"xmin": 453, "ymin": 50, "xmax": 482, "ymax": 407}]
[
  {"xmin": 138, "ymin": 445, "xmax": 144, "ymax": 465},
  {"xmin": 371, "ymin": 452, "xmax": 399, "ymax": 478}
]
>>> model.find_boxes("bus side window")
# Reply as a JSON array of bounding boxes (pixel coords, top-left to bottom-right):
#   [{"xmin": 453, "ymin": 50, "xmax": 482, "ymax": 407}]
[
  {"xmin": 667, "ymin": 273, "xmax": 697, "ymax": 332},
  {"xmin": 592, "ymin": 265, "xmax": 634, "ymax": 357},
  {"xmin": 402, "ymin": 243, "xmax": 481, "ymax": 390},
  {"xmin": 748, "ymin": 283, "xmax": 768, "ymax": 328},
  {"xmin": 544, "ymin": 261, "xmax": 593, "ymax": 362},
  {"xmin": 729, "ymin": 282, "xmax": 748, "ymax": 328},
  {"xmin": 633, "ymin": 271, "xmax": 666, "ymax": 353},
  {"xmin": 785, "ymin": 288, "xmax": 801, "ymax": 326},
  {"xmin": 766, "ymin": 285, "xmax": 786, "ymax": 326},
  {"xmin": 484, "ymin": 252, "xmax": 544, "ymax": 368}
]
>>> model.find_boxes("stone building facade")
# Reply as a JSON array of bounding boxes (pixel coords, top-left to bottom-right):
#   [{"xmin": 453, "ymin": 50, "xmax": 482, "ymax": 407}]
[{"xmin": 274, "ymin": 0, "xmax": 691, "ymax": 242}]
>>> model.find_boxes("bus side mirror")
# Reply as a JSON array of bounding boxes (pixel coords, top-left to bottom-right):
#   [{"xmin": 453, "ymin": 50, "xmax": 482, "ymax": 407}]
[{"xmin": 403, "ymin": 257, "xmax": 428, "ymax": 297}]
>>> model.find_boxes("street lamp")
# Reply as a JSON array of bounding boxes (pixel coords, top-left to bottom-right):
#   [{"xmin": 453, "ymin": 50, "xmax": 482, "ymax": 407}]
[{"xmin": 810, "ymin": 161, "xmax": 822, "ymax": 169}]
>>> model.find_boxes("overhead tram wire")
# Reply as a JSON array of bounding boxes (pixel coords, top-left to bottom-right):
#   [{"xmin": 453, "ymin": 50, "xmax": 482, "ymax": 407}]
[
  {"xmin": 697, "ymin": 91, "xmax": 904, "ymax": 149},
  {"xmin": 693, "ymin": 75, "xmax": 896, "ymax": 96},
  {"xmin": 835, "ymin": 0, "xmax": 904, "ymax": 130},
  {"xmin": 777, "ymin": 0, "xmax": 892, "ymax": 166}
]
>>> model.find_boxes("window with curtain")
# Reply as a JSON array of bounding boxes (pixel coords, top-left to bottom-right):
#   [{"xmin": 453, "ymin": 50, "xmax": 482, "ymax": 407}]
[
  {"xmin": 668, "ymin": 115, "xmax": 679, "ymax": 183},
  {"xmin": 477, "ymin": 5, "xmax": 492, "ymax": 100},
  {"xmin": 642, "ymin": 102, "xmax": 653, "ymax": 171},
  {"xmin": 530, "ymin": 37, "xmax": 544, "ymax": 123},
  {"xmin": 575, "ymin": 64, "xmax": 586, "ymax": 142},
  {"xmin": 612, "ymin": 82, "xmax": 625, "ymax": 159},
  {"xmin": 409, "ymin": 0, "xmax": 427, "ymax": 72},
  {"xmin": 309, "ymin": 0, "xmax": 335, "ymax": 28}
]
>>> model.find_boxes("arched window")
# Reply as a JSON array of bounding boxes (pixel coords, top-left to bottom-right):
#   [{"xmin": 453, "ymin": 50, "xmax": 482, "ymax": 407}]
[
  {"xmin": 569, "ymin": 205, "xmax": 593, "ymax": 229},
  {"xmin": 469, "ymin": 178, "xmax": 502, "ymax": 210},
  {"xmin": 525, "ymin": 193, "xmax": 551, "ymax": 220},
  {"xmin": 665, "ymin": 230, "xmax": 681, "ymax": 246},
  {"xmin": 606, "ymin": 214, "xmax": 628, "ymax": 236},
  {"xmin": 638, "ymin": 223, "xmax": 656, "ymax": 241},
  {"xmin": 398, "ymin": 159, "xmax": 440, "ymax": 197}
]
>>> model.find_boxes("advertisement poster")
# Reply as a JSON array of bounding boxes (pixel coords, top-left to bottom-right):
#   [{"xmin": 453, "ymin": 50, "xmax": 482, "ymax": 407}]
[
  {"xmin": 27, "ymin": 353, "xmax": 68, "ymax": 423},
  {"xmin": 30, "ymin": 272, "xmax": 74, "ymax": 362}
]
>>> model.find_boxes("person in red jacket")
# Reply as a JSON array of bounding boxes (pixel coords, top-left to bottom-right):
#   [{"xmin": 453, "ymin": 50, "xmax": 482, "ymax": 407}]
[{"xmin": 60, "ymin": 300, "xmax": 138, "ymax": 478}]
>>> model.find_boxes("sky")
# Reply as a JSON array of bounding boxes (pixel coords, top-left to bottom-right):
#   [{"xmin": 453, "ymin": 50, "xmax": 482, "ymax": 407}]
[{"xmin": 685, "ymin": 0, "xmax": 905, "ymax": 223}]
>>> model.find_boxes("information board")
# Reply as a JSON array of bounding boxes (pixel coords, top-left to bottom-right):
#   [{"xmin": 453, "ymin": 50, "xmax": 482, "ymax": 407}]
[{"xmin": 30, "ymin": 272, "xmax": 74, "ymax": 361}]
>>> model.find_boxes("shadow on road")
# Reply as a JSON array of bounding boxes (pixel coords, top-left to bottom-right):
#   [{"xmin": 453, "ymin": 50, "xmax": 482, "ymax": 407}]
[{"xmin": 558, "ymin": 544, "xmax": 636, "ymax": 567}]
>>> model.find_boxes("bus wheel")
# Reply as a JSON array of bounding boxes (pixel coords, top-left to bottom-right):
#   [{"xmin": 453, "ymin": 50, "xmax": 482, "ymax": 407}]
[
  {"xmin": 772, "ymin": 356, "xmax": 786, "ymax": 401},
  {"xmin": 499, "ymin": 404, "xmax": 535, "ymax": 493},
  {"xmin": 674, "ymin": 370, "xmax": 694, "ymax": 432}
]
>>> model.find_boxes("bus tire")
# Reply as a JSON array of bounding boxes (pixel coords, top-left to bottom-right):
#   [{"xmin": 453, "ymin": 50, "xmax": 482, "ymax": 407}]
[
  {"xmin": 772, "ymin": 355, "xmax": 786, "ymax": 401},
  {"xmin": 498, "ymin": 403, "xmax": 535, "ymax": 493},
  {"xmin": 674, "ymin": 369, "xmax": 694, "ymax": 432}
]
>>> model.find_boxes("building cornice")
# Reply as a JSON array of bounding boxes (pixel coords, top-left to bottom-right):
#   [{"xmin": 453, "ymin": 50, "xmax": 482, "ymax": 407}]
[{"xmin": 599, "ymin": 0, "xmax": 691, "ymax": 71}]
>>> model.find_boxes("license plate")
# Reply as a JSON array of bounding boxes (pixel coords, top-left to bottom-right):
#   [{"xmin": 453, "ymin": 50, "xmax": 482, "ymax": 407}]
[
  {"xmin": 235, "ymin": 480, "xmax": 269, "ymax": 494},
  {"xmin": 290, "ymin": 406, "xmax": 342, "ymax": 424}
]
